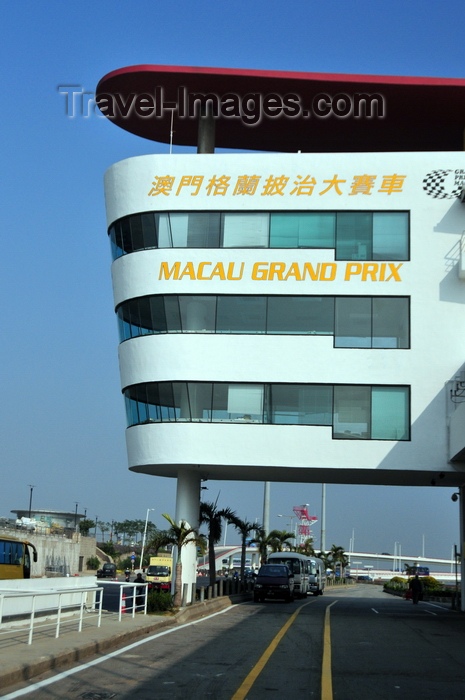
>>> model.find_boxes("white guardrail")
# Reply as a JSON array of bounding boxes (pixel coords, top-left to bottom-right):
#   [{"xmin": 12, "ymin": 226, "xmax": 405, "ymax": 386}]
[
  {"xmin": 0, "ymin": 579, "xmax": 149, "ymax": 644},
  {"xmin": 0, "ymin": 585, "xmax": 103, "ymax": 645},
  {"xmin": 98, "ymin": 580, "xmax": 149, "ymax": 621}
]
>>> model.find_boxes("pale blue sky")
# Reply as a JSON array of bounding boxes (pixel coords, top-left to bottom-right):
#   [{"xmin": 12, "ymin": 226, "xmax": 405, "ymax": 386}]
[{"xmin": 1, "ymin": 1, "xmax": 463, "ymax": 560}]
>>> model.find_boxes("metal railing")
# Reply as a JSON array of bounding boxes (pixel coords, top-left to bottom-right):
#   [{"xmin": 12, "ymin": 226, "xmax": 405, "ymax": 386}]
[
  {"xmin": 97, "ymin": 580, "xmax": 148, "ymax": 621},
  {"xmin": 0, "ymin": 586, "xmax": 103, "ymax": 645}
]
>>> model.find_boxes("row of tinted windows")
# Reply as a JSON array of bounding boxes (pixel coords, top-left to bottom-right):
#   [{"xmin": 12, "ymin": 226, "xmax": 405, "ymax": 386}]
[
  {"xmin": 117, "ymin": 294, "xmax": 409, "ymax": 348},
  {"xmin": 125, "ymin": 381, "xmax": 410, "ymax": 440},
  {"xmin": 0, "ymin": 540, "xmax": 24, "ymax": 565},
  {"xmin": 109, "ymin": 211, "xmax": 409, "ymax": 260}
]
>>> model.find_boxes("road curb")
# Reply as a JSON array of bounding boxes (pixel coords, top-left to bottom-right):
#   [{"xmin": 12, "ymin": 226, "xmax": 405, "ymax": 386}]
[{"xmin": 0, "ymin": 595, "xmax": 249, "ymax": 691}]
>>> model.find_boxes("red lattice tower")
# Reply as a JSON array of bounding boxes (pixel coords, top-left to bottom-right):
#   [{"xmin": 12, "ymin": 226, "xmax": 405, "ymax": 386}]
[{"xmin": 293, "ymin": 505, "xmax": 318, "ymax": 545}]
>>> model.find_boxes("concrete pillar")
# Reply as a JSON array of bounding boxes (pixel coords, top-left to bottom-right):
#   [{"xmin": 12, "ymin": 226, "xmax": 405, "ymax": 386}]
[
  {"xmin": 197, "ymin": 113, "xmax": 215, "ymax": 153},
  {"xmin": 460, "ymin": 484, "xmax": 465, "ymax": 612},
  {"xmin": 263, "ymin": 481, "xmax": 270, "ymax": 535},
  {"xmin": 174, "ymin": 470, "xmax": 201, "ymax": 605}
]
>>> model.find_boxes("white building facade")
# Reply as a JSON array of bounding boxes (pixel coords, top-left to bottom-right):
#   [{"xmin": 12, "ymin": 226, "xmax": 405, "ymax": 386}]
[{"xmin": 104, "ymin": 151, "xmax": 465, "ymax": 599}]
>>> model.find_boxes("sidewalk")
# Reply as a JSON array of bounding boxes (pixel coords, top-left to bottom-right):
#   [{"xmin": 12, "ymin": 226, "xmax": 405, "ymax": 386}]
[{"xmin": 0, "ymin": 595, "xmax": 242, "ymax": 693}]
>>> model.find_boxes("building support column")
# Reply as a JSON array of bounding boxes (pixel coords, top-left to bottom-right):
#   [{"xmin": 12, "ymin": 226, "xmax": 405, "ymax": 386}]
[
  {"xmin": 174, "ymin": 469, "xmax": 201, "ymax": 604},
  {"xmin": 460, "ymin": 484, "xmax": 465, "ymax": 611},
  {"xmin": 197, "ymin": 112, "xmax": 215, "ymax": 153},
  {"xmin": 262, "ymin": 481, "xmax": 270, "ymax": 535}
]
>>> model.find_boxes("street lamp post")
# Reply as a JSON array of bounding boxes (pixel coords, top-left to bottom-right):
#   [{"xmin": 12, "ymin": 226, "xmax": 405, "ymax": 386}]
[
  {"xmin": 28, "ymin": 485, "xmax": 35, "ymax": 519},
  {"xmin": 74, "ymin": 502, "xmax": 79, "ymax": 530},
  {"xmin": 277, "ymin": 514, "xmax": 297, "ymax": 540},
  {"xmin": 140, "ymin": 508, "xmax": 154, "ymax": 572}
]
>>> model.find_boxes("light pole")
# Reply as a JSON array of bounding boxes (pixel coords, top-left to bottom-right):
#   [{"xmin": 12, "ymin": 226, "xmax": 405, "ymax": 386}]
[
  {"xmin": 28, "ymin": 484, "xmax": 35, "ymax": 519},
  {"xmin": 74, "ymin": 502, "xmax": 79, "ymax": 530},
  {"xmin": 277, "ymin": 514, "xmax": 297, "ymax": 540},
  {"xmin": 140, "ymin": 508, "xmax": 154, "ymax": 572}
]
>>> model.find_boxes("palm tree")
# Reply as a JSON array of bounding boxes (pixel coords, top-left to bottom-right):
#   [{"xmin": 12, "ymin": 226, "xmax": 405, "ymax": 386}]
[
  {"xmin": 146, "ymin": 529, "xmax": 172, "ymax": 556},
  {"xmin": 329, "ymin": 544, "xmax": 349, "ymax": 578},
  {"xmin": 317, "ymin": 550, "xmax": 331, "ymax": 573},
  {"xmin": 98, "ymin": 521, "xmax": 110, "ymax": 543},
  {"xmin": 297, "ymin": 537, "xmax": 316, "ymax": 557},
  {"xmin": 229, "ymin": 516, "xmax": 260, "ymax": 582},
  {"xmin": 249, "ymin": 525, "xmax": 269, "ymax": 565},
  {"xmin": 158, "ymin": 513, "xmax": 206, "ymax": 606},
  {"xmin": 199, "ymin": 502, "xmax": 236, "ymax": 588},
  {"xmin": 266, "ymin": 529, "xmax": 295, "ymax": 552}
]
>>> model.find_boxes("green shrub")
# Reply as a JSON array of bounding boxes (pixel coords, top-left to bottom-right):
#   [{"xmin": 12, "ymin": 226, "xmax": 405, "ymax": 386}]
[
  {"xmin": 147, "ymin": 590, "xmax": 174, "ymax": 613},
  {"xmin": 383, "ymin": 576, "xmax": 408, "ymax": 593},
  {"xmin": 420, "ymin": 575, "xmax": 441, "ymax": 591},
  {"xmin": 86, "ymin": 556, "xmax": 100, "ymax": 570}
]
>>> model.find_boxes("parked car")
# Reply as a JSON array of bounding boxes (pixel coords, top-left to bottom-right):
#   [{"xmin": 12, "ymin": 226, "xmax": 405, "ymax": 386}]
[
  {"xmin": 97, "ymin": 562, "xmax": 117, "ymax": 578},
  {"xmin": 253, "ymin": 564, "xmax": 294, "ymax": 603}
]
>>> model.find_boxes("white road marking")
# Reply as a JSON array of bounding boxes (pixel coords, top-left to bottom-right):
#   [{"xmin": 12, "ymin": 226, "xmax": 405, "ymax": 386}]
[{"xmin": 0, "ymin": 606, "xmax": 237, "ymax": 700}]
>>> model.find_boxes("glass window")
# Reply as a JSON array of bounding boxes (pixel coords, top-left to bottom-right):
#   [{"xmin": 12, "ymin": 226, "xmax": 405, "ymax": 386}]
[
  {"xmin": 227, "ymin": 384, "xmax": 264, "ymax": 421},
  {"xmin": 117, "ymin": 304, "xmax": 133, "ymax": 341},
  {"xmin": 149, "ymin": 296, "xmax": 168, "ymax": 333},
  {"xmin": 222, "ymin": 213, "xmax": 269, "ymax": 247},
  {"xmin": 120, "ymin": 218, "xmax": 133, "ymax": 254},
  {"xmin": 307, "ymin": 297, "xmax": 335, "ymax": 334},
  {"xmin": 270, "ymin": 385, "xmax": 332, "ymax": 424},
  {"xmin": 155, "ymin": 213, "xmax": 172, "ymax": 247},
  {"xmin": 373, "ymin": 213, "xmax": 409, "ymax": 260},
  {"xmin": 164, "ymin": 296, "xmax": 182, "ymax": 332},
  {"xmin": 186, "ymin": 383, "xmax": 213, "ymax": 421},
  {"xmin": 335, "ymin": 297, "xmax": 372, "ymax": 348},
  {"xmin": 154, "ymin": 383, "xmax": 178, "ymax": 421},
  {"xmin": 212, "ymin": 383, "xmax": 230, "ymax": 421},
  {"xmin": 372, "ymin": 297, "xmax": 409, "ymax": 348},
  {"xmin": 129, "ymin": 215, "xmax": 145, "ymax": 252},
  {"xmin": 116, "ymin": 294, "xmax": 408, "ymax": 345},
  {"xmin": 109, "ymin": 222, "xmax": 124, "ymax": 259},
  {"xmin": 124, "ymin": 381, "xmax": 409, "ymax": 438},
  {"xmin": 336, "ymin": 213, "xmax": 372, "ymax": 260},
  {"xmin": 179, "ymin": 296, "xmax": 217, "ymax": 332},
  {"xmin": 136, "ymin": 297, "xmax": 155, "ymax": 336},
  {"xmin": 187, "ymin": 213, "xmax": 221, "ymax": 247},
  {"xmin": 168, "ymin": 214, "xmax": 190, "ymax": 247},
  {"xmin": 371, "ymin": 387, "xmax": 409, "ymax": 439},
  {"xmin": 109, "ymin": 209, "xmax": 409, "ymax": 258},
  {"xmin": 125, "ymin": 396, "xmax": 138, "ymax": 426},
  {"xmin": 270, "ymin": 213, "xmax": 335, "ymax": 248},
  {"xmin": 333, "ymin": 385, "xmax": 370, "ymax": 438},
  {"xmin": 267, "ymin": 296, "xmax": 334, "ymax": 334},
  {"xmin": 216, "ymin": 296, "xmax": 267, "ymax": 333}
]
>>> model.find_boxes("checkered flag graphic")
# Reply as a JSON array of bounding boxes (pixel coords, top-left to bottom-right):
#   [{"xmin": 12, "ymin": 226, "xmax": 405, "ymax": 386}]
[{"xmin": 423, "ymin": 170, "xmax": 463, "ymax": 199}]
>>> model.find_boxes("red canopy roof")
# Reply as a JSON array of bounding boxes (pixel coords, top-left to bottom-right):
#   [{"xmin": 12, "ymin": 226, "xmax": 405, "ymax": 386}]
[{"xmin": 96, "ymin": 64, "xmax": 465, "ymax": 152}]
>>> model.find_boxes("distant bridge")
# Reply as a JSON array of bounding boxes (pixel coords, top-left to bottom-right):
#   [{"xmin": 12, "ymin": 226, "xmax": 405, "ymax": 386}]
[{"xmin": 198, "ymin": 547, "xmax": 460, "ymax": 583}]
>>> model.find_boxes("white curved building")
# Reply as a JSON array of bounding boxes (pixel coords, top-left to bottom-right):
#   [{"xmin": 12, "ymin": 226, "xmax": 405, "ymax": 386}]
[{"xmin": 98, "ymin": 66, "xmax": 465, "ymax": 602}]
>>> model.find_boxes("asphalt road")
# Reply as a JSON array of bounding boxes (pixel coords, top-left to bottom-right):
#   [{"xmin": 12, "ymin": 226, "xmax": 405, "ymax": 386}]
[{"xmin": 3, "ymin": 584, "xmax": 465, "ymax": 699}]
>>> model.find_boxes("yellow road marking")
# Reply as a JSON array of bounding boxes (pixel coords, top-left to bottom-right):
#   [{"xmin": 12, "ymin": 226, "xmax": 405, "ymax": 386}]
[
  {"xmin": 231, "ymin": 600, "xmax": 314, "ymax": 699},
  {"xmin": 321, "ymin": 601, "xmax": 338, "ymax": 700}
]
